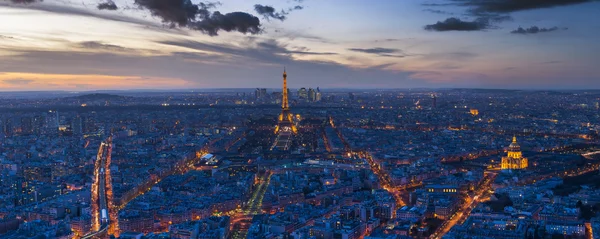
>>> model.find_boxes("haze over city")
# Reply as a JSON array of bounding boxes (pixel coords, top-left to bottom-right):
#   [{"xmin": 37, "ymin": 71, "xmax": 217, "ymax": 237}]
[{"xmin": 1, "ymin": 0, "xmax": 599, "ymax": 90}]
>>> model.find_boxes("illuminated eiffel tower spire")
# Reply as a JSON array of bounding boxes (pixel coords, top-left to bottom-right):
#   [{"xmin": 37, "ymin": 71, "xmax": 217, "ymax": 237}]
[
  {"xmin": 274, "ymin": 68, "xmax": 297, "ymax": 135},
  {"xmin": 282, "ymin": 67, "xmax": 288, "ymax": 110}
]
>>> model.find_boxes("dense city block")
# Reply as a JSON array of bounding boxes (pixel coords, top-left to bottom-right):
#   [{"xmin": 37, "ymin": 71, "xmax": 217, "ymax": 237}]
[{"xmin": 1, "ymin": 87, "xmax": 600, "ymax": 239}]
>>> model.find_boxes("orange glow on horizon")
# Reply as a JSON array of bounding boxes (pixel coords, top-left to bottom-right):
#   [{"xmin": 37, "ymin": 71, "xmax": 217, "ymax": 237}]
[{"xmin": 0, "ymin": 72, "xmax": 189, "ymax": 90}]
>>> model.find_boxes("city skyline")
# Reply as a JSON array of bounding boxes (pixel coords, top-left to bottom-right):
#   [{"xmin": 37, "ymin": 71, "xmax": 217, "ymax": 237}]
[
  {"xmin": 1, "ymin": 0, "xmax": 600, "ymax": 91},
  {"xmin": 0, "ymin": 73, "xmax": 599, "ymax": 238},
  {"xmin": 2, "ymin": 1, "xmax": 600, "ymax": 237}
]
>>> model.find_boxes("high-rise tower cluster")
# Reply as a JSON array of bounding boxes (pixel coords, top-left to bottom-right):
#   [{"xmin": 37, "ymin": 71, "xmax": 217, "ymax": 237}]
[{"xmin": 298, "ymin": 87, "xmax": 321, "ymax": 102}]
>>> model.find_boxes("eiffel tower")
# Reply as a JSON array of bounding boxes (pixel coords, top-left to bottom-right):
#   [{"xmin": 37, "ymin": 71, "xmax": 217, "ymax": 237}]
[
  {"xmin": 275, "ymin": 68, "xmax": 297, "ymax": 134},
  {"xmin": 272, "ymin": 69, "xmax": 296, "ymax": 151}
]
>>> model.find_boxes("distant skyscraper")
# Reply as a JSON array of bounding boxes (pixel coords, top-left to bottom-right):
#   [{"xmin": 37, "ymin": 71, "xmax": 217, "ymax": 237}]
[
  {"xmin": 44, "ymin": 111, "xmax": 59, "ymax": 135},
  {"xmin": 261, "ymin": 88, "xmax": 267, "ymax": 98},
  {"xmin": 432, "ymin": 94, "xmax": 437, "ymax": 108},
  {"xmin": 348, "ymin": 93, "xmax": 355, "ymax": 101},
  {"xmin": 308, "ymin": 88, "xmax": 316, "ymax": 102},
  {"xmin": 33, "ymin": 115, "xmax": 44, "ymax": 135},
  {"xmin": 316, "ymin": 87, "xmax": 322, "ymax": 102},
  {"xmin": 501, "ymin": 136, "xmax": 528, "ymax": 170},
  {"xmin": 254, "ymin": 88, "xmax": 267, "ymax": 100},
  {"xmin": 298, "ymin": 88, "xmax": 308, "ymax": 100},
  {"xmin": 272, "ymin": 92, "xmax": 282, "ymax": 104}
]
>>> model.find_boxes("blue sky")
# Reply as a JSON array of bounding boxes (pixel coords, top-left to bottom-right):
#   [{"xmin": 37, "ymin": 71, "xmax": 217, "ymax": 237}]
[{"xmin": 0, "ymin": 0, "xmax": 598, "ymax": 90}]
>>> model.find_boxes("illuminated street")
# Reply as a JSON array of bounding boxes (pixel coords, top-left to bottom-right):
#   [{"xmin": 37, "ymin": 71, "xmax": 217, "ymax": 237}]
[
  {"xmin": 116, "ymin": 149, "xmax": 209, "ymax": 210},
  {"xmin": 431, "ymin": 172, "xmax": 497, "ymax": 239},
  {"xmin": 230, "ymin": 171, "xmax": 272, "ymax": 239},
  {"xmin": 362, "ymin": 151, "xmax": 407, "ymax": 207},
  {"xmin": 83, "ymin": 137, "xmax": 117, "ymax": 238},
  {"xmin": 244, "ymin": 171, "xmax": 272, "ymax": 215}
]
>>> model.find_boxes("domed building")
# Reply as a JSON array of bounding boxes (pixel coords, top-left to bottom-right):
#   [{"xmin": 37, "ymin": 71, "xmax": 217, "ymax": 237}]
[{"xmin": 501, "ymin": 136, "xmax": 528, "ymax": 170}]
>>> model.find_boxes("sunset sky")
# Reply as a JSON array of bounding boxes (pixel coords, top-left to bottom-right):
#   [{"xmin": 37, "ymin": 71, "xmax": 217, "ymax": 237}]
[{"xmin": 0, "ymin": 0, "xmax": 599, "ymax": 90}]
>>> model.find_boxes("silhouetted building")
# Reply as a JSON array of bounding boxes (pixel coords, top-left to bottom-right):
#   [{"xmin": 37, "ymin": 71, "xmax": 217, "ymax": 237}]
[
  {"xmin": 33, "ymin": 115, "xmax": 44, "ymax": 135},
  {"xmin": 298, "ymin": 87, "xmax": 308, "ymax": 100},
  {"xmin": 255, "ymin": 88, "xmax": 267, "ymax": 100},
  {"xmin": 308, "ymin": 88, "xmax": 316, "ymax": 102},
  {"xmin": 316, "ymin": 87, "xmax": 322, "ymax": 102}
]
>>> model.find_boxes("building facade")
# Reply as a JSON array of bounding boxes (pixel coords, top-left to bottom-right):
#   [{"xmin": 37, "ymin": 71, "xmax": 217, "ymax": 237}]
[{"xmin": 501, "ymin": 136, "xmax": 528, "ymax": 170}]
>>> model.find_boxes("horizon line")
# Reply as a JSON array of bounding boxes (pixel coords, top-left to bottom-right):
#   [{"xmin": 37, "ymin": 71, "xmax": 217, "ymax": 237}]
[{"xmin": 1, "ymin": 87, "xmax": 600, "ymax": 93}]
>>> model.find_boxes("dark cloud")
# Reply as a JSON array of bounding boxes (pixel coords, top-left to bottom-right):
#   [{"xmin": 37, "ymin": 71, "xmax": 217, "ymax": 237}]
[
  {"xmin": 453, "ymin": 0, "xmax": 596, "ymax": 13},
  {"xmin": 287, "ymin": 51, "xmax": 336, "ymax": 56},
  {"xmin": 3, "ymin": 79, "xmax": 34, "ymax": 85},
  {"xmin": 348, "ymin": 48, "xmax": 409, "ymax": 58},
  {"xmin": 7, "ymin": 0, "xmax": 39, "ymax": 3},
  {"xmin": 77, "ymin": 41, "xmax": 130, "ymax": 51},
  {"xmin": 285, "ymin": 46, "xmax": 337, "ymax": 55},
  {"xmin": 425, "ymin": 0, "xmax": 591, "ymax": 24},
  {"xmin": 373, "ymin": 38, "xmax": 408, "ymax": 43},
  {"xmin": 0, "ymin": 1, "xmax": 182, "ymax": 31},
  {"xmin": 422, "ymin": 2, "xmax": 456, "ymax": 7},
  {"xmin": 254, "ymin": 4, "xmax": 304, "ymax": 22},
  {"xmin": 510, "ymin": 26, "xmax": 562, "ymax": 34},
  {"xmin": 97, "ymin": 1, "xmax": 117, "ymax": 10},
  {"xmin": 131, "ymin": 0, "xmax": 262, "ymax": 36},
  {"xmin": 423, "ymin": 8, "xmax": 454, "ymax": 15},
  {"xmin": 348, "ymin": 48, "xmax": 399, "ymax": 54},
  {"xmin": 133, "ymin": 0, "xmax": 200, "ymax": 27},
  {"xmin": 274, "ymin": 29, "xmax": 332, "ymax": 43},
  {"xmin": 254, "ymin": 4, "xmax": 286, "ymax": 21},
  {"xmin": 258, "ymin": 40, "xmax": 337, "ymax": 55},
  {"xmin": 4, "ymin": 0, "xmax": 265, "ymax": 36},
  {"xmin": 160, "ymin": 39, "xmax": 282, "ymax": 62},
  {"xmin": 424, "ymin": 17, "xmax": 489, "ymax": 31},
  {"xmin": 191, "ymin": 11, "xmax": 261, "ymax": 36},
  {"xmin": 161, "ymin": 39, "xmax": 336, "ymax": 60},
  {"xmin": 197, "ymin": 2, "xmax": 220, "ymax": 19},
  {"xmin": 486, "ymin": 14, "xmax": 512, "ymax": 22}
]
